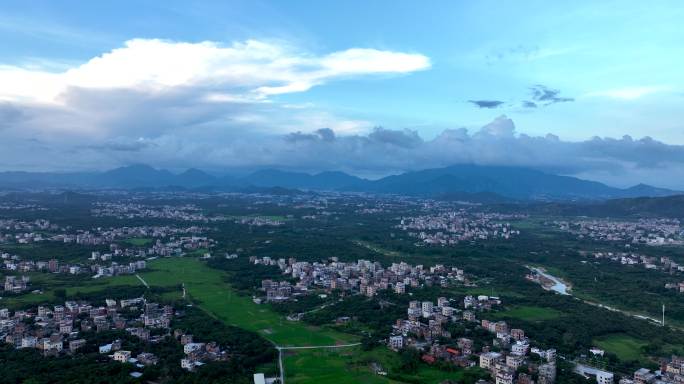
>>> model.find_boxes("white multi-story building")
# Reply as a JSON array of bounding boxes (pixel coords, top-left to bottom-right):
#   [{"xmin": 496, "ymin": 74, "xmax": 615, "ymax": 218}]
[
  {"xmin": 480, "ymin": 352, "xmax": 502, "ymax": 369},
  {"xmin": 183, "ymin": 342, "xmax": 205, "ymax": 354},
  {"xmin": 113, "ymin": 350, "xmax": 131, "ymax": 363},
  {"xmin": 421, "ymin": 301, "xmax": 433, "ymax": 318},
  {"xmin": 512, "ymin": 340, "xmax": 530, "ymax": 356},
  {"xmin": 389, "ymin": 335, "xmax": 404, "ymax": 350}
]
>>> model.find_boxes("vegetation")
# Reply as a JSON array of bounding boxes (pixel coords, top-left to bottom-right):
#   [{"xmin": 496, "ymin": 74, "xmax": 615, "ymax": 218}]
[{"xmin": 593, "ymin": 334, "xmax": 648, "ymax": 362}]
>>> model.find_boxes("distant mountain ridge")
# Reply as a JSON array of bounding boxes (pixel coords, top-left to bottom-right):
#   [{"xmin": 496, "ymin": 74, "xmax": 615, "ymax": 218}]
[{"xmin": 0, "ymin": 164, "xmax": 680, "ymax": 201}]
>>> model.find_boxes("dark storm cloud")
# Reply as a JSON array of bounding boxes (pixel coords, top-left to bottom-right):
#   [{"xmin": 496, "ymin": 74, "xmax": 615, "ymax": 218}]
[
  {"xmin": 367, "ymin": 127, "xmax": 423, "ymax": 148},
  {"xmin": 0, "ymin": 103, "xmax": 26, "ymax": 129},
  {"xmin": 468, "ymin": 100, "xmax": 505, "ymax": 109},
  {"xmin": 286, "ymin": 128, "xmax": 336, "ymax": 142},
  {"xmin": 529, "ymin": 84, "xmax": 574, "ymax": 105}
]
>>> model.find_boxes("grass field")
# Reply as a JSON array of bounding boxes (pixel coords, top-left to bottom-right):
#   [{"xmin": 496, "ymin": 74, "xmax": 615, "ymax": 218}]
[
  {"xmin": 130, "ymin": 258, "xmax": 357, "ymax": 347},
  {"xmin": 352, "ymin": 240, "xmax": 406, "ymax": 258},
  {"xmin": 125, "ymin": 237, "xmax": 154, "ymax": 246},
  {"xmin": 593, "ymin": 334, "xmax": 647, "ymax": 361},
  {"xmin": 284, "ymin": 346, "xmax": 468, "ymax": 384},
  {"xmin": 493, "ymin": 305, "xmax": 564, "ymax": 322},
  {"xmin": 284, "ymin": 348, "xmax": 398, "ymax": 384}
]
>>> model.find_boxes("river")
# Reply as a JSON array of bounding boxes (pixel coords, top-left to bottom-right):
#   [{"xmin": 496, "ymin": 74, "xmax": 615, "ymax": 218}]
[
  {"xmin": 527, "ymin": 266, "xmax": 667, "ymax": 327},
  {"xmin": 528, "ymin": 266, "xmax": 570, "ymax": 295}
]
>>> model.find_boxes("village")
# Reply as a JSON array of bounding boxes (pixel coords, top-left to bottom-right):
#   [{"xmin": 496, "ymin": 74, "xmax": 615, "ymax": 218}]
[
  {"xmin": 91, "ymin": 202, "xmax": 229, "ymax": 223},
  {"xmin": 387, "ymin": 291, "xmax": 684, "ymax": 384},
  {"xmin": 247, "ymin": 250, "xmax": 684, "ymax": 384},
  {"xmin": 397, "ymin": 211, "xmax": 522, "ymax": 246},
  {"xmin": 0, "ymin": 297, "xmax": 231, "ymax": 376},
  {"xmin": 553, "ymin": 219, "xmax": 684, "ymax": 246},
  {"xmin": 253, "ymin": 256, "xmax": 469, "ymax": 303}
]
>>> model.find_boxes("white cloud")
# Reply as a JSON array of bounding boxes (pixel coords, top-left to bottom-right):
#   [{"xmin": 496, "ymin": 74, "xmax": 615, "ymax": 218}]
[
  {"xmin": 584, "ymin": 86, "xmax": 670, "ymax": 100},
  {"xmin": 0, "ymin": 38, "xmax": 430, "ymax": 104}
]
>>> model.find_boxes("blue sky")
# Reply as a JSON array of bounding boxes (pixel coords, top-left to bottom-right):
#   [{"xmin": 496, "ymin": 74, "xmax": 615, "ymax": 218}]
[{"xmin": 1, "ymin": 1, "xmax": 683, "ymax": 187}]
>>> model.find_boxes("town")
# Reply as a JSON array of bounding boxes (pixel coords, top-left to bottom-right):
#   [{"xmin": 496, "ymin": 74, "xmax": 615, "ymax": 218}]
[
  {"xmin": 255, "ymin": 257, "xmax": 468, "ymax": 302},
  {"xmin": 553, "ymin": 219, "xmax": 684, "ymax": 246},
  {"xmin": 398, "ymin": 211, "xmax": 522, "ymax": 245},
  {"xmin": 0, "ymin": 297, "xmax": 231, "ymax": 376}
]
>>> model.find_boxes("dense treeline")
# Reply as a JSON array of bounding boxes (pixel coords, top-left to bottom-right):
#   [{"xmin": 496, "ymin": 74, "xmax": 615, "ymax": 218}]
[
  {"xmin": 0, "ymin": 344, "xmax": 136, "ymax": 384},
  {"xmin": 173, "ymin": 306, "xmax": 277, "ymax": 369}
]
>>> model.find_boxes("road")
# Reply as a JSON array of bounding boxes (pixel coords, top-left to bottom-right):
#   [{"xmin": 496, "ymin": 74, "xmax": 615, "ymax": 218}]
[
  {"xmin": 135, "ymin": 274, "xmax": 149, "ymax": 288},
  {"xmin": 275, "ymin": 343, "xmax": 361, "ymax": 384}
]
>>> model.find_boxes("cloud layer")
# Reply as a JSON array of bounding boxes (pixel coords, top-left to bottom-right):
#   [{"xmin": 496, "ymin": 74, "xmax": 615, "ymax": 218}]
[
  {"xmin": 1, "ymin": 38, "xmax": 683, "ymax": 188},
  {"xmin": 0, "ymin": 38, "xmax": 431, "ymax": 104}
]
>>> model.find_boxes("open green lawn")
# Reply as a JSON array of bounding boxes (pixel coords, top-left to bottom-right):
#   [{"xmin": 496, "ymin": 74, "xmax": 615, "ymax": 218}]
[
  {"xmin": 593, "ymin": 334, "xmax": 647, "ymax": 361},
  {"xmin": 284, "ymin": 346, "xmax": 468, "ymax": 384},
  {"xmin": 493, "ymin": 305, "xmax": 564, "ymax": 322},
  {"xmin": 129, "ymin": 258, "xmax": 357, "ymax": 347},
  {"xmin": 352, "ymin": 240, "xmax": 406, "ymax": 258},
  {"xmin": 125, "ymin": 237, "xmax": 153, "ymax": 246},
  {"xmin": 284, "ymin": 347, "xmax": 398, "ymax": 384}
]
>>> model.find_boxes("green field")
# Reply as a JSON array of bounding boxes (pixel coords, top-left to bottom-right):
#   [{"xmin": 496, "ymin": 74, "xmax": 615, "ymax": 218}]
[
  {"xmin": 352, "ymin": 240, "xmax": 406, "ymax": 258},
  {"xmin": 129, "ymin": 258, "xmax": 357, "ymax": 347},
  {"xmin": 284, "ymin": 347, "xmax": 398, "ymax": 384},
  {"xmin": 493, "ymin": 305, "xmax": 563, "ymax": 322},
  {"xmin": 593, "ymin": 334, "xmax": 647, "ymax": 361},
  {"xmin": 125, "ymin": 237, "xmax": 154, "ymax": 246},
  {"xmin": 284, "ymin": 346, "xmax": 468, "ymax": 384}
]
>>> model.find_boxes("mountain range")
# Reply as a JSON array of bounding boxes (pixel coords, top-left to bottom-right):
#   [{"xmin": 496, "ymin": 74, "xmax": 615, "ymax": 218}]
[{"xmin": 0, "ymin": 164, "xmax": 680, "ymax": 201}]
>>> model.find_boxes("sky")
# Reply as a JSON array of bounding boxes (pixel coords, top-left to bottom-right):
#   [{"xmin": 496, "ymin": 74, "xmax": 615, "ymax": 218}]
[{"xmin": 1, "ymin": 0, "xmax": 684, "ymax": 188}]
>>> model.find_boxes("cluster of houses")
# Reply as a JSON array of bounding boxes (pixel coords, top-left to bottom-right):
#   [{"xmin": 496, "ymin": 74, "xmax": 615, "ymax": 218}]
[
  {"xmin": 397, "ymin": 211, "xmax": 521, "ymax": 246},
  {"xmin": 575, "ymin": 355, "xmax": 684, "ymax": 384},
  {"xmin": 0, "ymin": 298, "xmax": 172, "ymax": 358},
  {"xmin": 578, "ymin": 251, "xmax": 684, "ymax": 293},
  {"xmin": 386, "ymin": 290, "xmax": 684, "ymax": 384},
  {"xmin": 619, "ymin": 357, "xmax": 684, "ymax": 384},
  {"xmin": 0, "ymin": 219, "xmax": 215, "ymax": 254},
  {"xmin": 1, "ymin": 252, "xmax": 147, "ymax": 279},
  {"xmin": 0, "ymin": 297, "xmax": 232, "ymax": 374},
  {"xmin": 91, "ymin": 202, "xmax": 229, "ymax": 223},
  {"xmin": 3, "ymin": 275, "xmax": 30, "ymax": 293},
  {"xmin": 0, "ymin": 218, "xmax": 60, "ymax": 244},
  {"xmin": 0, "ymin": 218, "xmax": 56, "ymax": 233},
  {"xmin": 46, "ymin": 225, "xmax": 211, "ymax": 247},
  {"xmin": 236, "ymin": 216, "xmax": 285, "ymax": 227},
  {"xmin": 554, "ymin": 219, "xmax": 683, "ymax": 246},
  {"xmin": 253, "ymin": 257, "xmax": 468, "ymax": 302},
  {"xmin": 175, "ymin": 331, "xmax": 231, "ymax": 371},
  {"xmin": 390, "ymin": 295, "xmax": 501, "ymax": 349},
  {"xmin": 0, "ymin": 203, "xmax": 45, "ymax": 211},
  {"xmin": 389, "ymin": 294, "xmax": 560, "ymax": 384},
  {"xmin": 582, "ymin": 251, "xmax": 684, "ymax": 274},
  {"xmin": 1, "ymin": 224, "xmax": 216, "ymax": 281}
]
